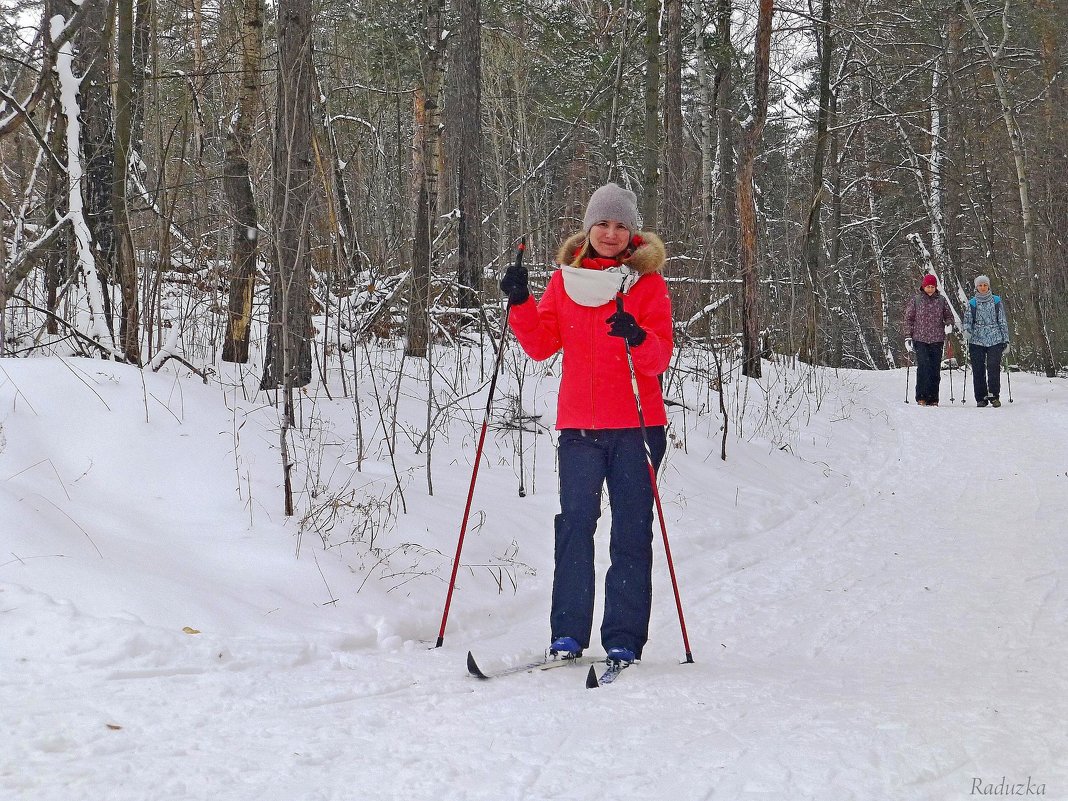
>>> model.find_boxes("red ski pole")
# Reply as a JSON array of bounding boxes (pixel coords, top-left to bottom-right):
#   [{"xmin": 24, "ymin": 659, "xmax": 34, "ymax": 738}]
[
  {"xmin": 615, "ymin": 295, "xmax": 694, "ymax": 664},
  {"xmin": 435, "ymin": 241, "xmax": 525, "ymax": 648}
]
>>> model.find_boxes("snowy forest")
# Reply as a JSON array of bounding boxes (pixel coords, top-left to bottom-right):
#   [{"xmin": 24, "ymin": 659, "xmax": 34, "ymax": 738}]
[
  {"xmin": 3, "ymin": 3, "xmax": 1068, "ymax": 797},
  {"xmin": 1, "ymin": 0, "xmax": 1065, "ymax": 378}
]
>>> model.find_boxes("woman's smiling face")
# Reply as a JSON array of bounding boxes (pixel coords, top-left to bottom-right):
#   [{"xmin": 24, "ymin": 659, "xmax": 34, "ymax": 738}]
[{"xmin": 589, "ymin": 220, "xmax": 631, "ymax": 259}]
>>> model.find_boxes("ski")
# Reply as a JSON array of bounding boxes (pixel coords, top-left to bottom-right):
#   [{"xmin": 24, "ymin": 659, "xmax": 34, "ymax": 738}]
[
  {"xmin": 466, "ymin": 650, "xmax": 590, "ymax": 680},
  {"xmin": 585, "ymin": 660, "xmax": 632, "ymax": 688}
]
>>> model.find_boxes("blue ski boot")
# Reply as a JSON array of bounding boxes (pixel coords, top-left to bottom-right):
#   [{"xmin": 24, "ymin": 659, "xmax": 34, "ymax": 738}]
[
  {"xmin": 549, "ymin": 636, "xmax": 583, "ymax": 659},
  {"xmin": 605, "ymin": 646, "xmax": 636, "ymax": 665}
]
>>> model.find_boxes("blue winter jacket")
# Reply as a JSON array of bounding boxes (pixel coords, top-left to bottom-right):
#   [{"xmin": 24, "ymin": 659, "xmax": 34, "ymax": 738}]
[{"xmin": 964, "ymin": 293, "xmax": 1009, "ymax": 347}]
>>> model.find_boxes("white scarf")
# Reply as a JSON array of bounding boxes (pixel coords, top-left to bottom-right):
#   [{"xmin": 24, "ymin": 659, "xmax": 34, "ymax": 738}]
[{"xmin": 559, "ymin": 265, "xmax": 639, "ymax": 307}]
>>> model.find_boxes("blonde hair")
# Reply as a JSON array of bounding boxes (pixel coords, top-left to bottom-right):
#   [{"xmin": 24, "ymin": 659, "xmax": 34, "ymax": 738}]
[{"xmin": 571, "ymin": 237, "xmax": 593, "ymax": 267}]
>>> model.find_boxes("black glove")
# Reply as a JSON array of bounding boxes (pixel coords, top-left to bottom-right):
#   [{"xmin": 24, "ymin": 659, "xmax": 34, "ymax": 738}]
[
  {"xmin": 500, "ymin": 259, "xmax": 529, "ymax": 306},
  {"xmin": 606, "ymin": 309, "xmax": 647, "ymax": 348}
]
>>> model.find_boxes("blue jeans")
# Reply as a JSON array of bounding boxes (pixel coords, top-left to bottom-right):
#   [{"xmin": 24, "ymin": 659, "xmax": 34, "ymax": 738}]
[{"xmin": 552, "ymin": 426, "xmax": 667, "ymax": 658}]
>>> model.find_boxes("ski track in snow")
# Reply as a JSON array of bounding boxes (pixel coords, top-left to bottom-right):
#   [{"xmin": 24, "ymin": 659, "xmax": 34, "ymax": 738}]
[{"xmin": 1, "ymin": 358, "xmax": 1066, "ymax": 800}]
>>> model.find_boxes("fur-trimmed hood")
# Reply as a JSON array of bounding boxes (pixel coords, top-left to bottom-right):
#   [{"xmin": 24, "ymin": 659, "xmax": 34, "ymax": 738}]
[{"xmin": 555, "ymin": 231, "xmax": 667, "ymax": 276}]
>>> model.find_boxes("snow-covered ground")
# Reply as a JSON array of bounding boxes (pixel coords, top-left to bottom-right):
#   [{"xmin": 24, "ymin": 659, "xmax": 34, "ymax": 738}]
[{"xmin": 1, "ymin": 353, "xmax": 1065, "ymax": 800}]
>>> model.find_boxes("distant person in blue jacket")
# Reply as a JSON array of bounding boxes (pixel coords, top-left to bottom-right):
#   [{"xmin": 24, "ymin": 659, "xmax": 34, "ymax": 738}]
[{"xmin": 963, "ymin": 275, "xmax": 1010, "ymax": 407}]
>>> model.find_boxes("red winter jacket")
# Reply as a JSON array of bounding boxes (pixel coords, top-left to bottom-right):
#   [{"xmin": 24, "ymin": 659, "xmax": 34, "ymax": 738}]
[{"xmin": 509, "ymin": 231, "xmax": 673, "ymax": 430}]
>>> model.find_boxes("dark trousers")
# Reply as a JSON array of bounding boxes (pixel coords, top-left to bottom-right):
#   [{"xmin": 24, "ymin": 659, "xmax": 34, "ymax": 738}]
[
  {"xmin": 552, "ymin": 426, "xmax": 666, "ymax": 659},
  {"xmin": 970, "ymin": 342, "xmax": 1005, "ymax": 400},
  {"xmin": 914, "ymin": 341, "xmax": 944, "ymax": 403}
]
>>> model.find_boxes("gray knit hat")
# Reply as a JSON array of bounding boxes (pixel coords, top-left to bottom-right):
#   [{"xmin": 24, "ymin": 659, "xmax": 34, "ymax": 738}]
[
  {"xmin": 975, "ymin": 274, "xmax": 991, "ymax": 288},
  {"xmin": 582, "ymin": 183, "xmax": 640, "ymax": 233}
]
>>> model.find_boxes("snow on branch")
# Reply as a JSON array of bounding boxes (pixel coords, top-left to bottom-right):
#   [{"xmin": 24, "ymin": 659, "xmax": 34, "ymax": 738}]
[{"xmin": 51, "ymin": 12, "xmax": 118, "ymax": 352}]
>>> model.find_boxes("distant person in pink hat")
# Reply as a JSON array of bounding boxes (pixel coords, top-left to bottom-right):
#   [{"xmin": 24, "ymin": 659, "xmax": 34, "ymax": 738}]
[{"xmin": 903, "ymin": 273, "xmax": 955, "ymax": 406}]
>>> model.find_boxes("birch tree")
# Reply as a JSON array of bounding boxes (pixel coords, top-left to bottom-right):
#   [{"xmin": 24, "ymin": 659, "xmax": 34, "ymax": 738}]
[
  {"xmin": 961, "ymin": 0, "xmax": 1056, "ymax": 377},
  {"xmin": 72, "ymin": 0, "xmax": 116, "ymax": 333}
]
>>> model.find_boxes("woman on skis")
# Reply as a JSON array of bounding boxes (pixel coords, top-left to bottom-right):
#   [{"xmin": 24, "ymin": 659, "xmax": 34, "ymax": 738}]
[{"xmin": 499, "ymin": 182, "xmax": 673, "ymax": 665}]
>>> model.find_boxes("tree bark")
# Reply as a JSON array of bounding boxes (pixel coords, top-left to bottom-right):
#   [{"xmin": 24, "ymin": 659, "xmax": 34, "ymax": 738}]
[
  {"xmin": 736, "ymin": 0, "xmax": 773, "ymax": 378},
  {"xmin": 798, "ymin": 0, "xmax": 831, "ymax": 364},
  {"xmin": 714, "ymin": 0, "xmax": 737, "ymax": 335},
  {"xmin": 406, "ymin": 0, "xmax": 446, "ymax": 359},
  {"xmin": 262, "ymin": 0, "xmax": 314, "ymax": 390},
  {"xmin": 1035, "ymin": 0, "xmax": 1066, "ymax": 296},
  {"xmin": 641, "ymin": 0, "xmax": 660, "ymax": 229},
  {"xmin": 456, "ymin": 0, "xmax": 483, "ymax": 311},
  {"xmin": 663, "ymin": 0, "xmax": 684, "ymax": 238},
  {"xmin": 943, "ymin": 3, "xmax": 968, "ymax": 303},
  {"xmin": 961, "ymin": 0, "xmax": 1055, "ymax": 377},
  {"xmin": 113, "ymin": 0, "xmax": 140, "ymax": 363},
  {"xmin": 73, "ymin": 0, "xmax": 116, "ymax": 332},
  {"xmin": 222, "ymin": 0, "xmax": 264, "ymax": 364}
]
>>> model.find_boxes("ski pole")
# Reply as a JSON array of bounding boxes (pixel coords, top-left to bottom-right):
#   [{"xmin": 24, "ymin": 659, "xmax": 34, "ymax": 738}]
[
  {"xmin": 962, "ymin": 342, "xmax": 969, "ymax": 404},
  {"xmin": 944, "ymin": 342, "xmax": 954, "ymax": 403},
  {"xmin": 435, "ymin": 240, "xmax": 525, "ymax": 648},
  {"xmin": 517, "ymin": 365, "xmax": 527, "ymax": 498},
  {"xmin": 616, "ymin": 294, "xmax": 694, "ymax": 664},
  {"xmin": 1005, "ymin": 346, "xmax": 1013, "ymax": 403},
  {"xmin": 904, "ymin": 357, "xmax": 911, "ymax": 404}
]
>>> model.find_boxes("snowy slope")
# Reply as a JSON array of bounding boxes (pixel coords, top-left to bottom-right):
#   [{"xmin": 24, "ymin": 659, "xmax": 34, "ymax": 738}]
[{"xmin": 1, "ymin": 355, "xmax": 1065, "ymax": 801}]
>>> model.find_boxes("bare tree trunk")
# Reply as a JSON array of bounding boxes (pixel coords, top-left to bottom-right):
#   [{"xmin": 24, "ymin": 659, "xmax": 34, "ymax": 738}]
[
  {"xmin": 663, "ymin": 0, "xmax": 691, "ymax": 314},
  {"xmin": 961, "ymin": 0, "xmax": 1055, "ymax": 377},
  {"xmin": 113, "ymin": 0, "xmax": 140, "ymax": 363},
  {"xmin": 714, "ymin": 0, "xmax": 737, "ymax": 335},
  {"xmin": 929, "ymin": 51, "xmax": 948, "ymax": 275},
  {"xmin": 73, "ymin": 0, "xmax": 116, "ymax": 334},
  {"xmin": 130, "ymin": 0, "xmax": 151, "ymax": 147},
  {"xmin": 943, "ymin": 3, "xmax": 968, "ymax": 302},
  {"xmin": 222, "ymin": 0, "xmax": 264, "ymax": 364},
  {"xmin": 641, "ymin": 0, "xmax": 660, "ymax": 229},
  {"xmin": 736, "ymin": 0, "xmax": 773, "ymax": 378},
  {"xmin": 456, "ymin": 0, "xmax": 483, "ymax": 311},
  {"xmin": 663, "ymin": 0, "xmax": 684, "ymax": 238},
  {"xmin": 606, "ymin": 0, "xmax": 631, "ymax": 181},
  {"xmin": 262, "ymin": 0, "xmax": 314, "ymax": 391},
  {"xmin": 1035, "ymin": 0, "xmax": 1066, "ymax": 296},
  {"xmin": 50, "ymin": 9, "xmax": 115, "ymax": 351},
  {"xmin": 858, "ymin": 75, "xmax": 894, "ymax": 369},
  {"xmin": 827, "ymin": 72, "xmax": 874, "ymax": 369},
  {"xmin": 798, "ymin": 0, "xmax": 831, "ymax": 364},
  {"xmin": 406, "ymin": 0, "xmax": 446, "ymax": 359},
  {"xmin": 45, "ymin": 94, "xmax": 70, "ymax": 334},
  {"xmin": 695, "ymin": 0, "xmax": 713, "ymax": 244}
]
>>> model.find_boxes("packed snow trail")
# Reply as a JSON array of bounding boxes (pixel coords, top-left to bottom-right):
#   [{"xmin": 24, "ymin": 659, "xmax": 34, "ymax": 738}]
[{"xmin": 1, "ymin": 359, "xmax": 1065, "ymax": 800}]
